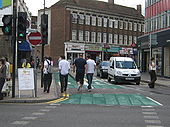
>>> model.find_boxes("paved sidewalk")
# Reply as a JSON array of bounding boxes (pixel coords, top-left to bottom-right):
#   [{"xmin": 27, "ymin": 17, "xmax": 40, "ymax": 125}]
[
  {"xmin": 0, "ymin": 71, "xmax": 59, "ymax": 103},
  {"xmin": 141, "ymin": 72, "xmax": 170, "ymax": 87}
]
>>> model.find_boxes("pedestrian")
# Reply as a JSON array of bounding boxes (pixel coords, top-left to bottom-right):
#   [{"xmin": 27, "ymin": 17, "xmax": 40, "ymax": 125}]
[
  {"xmin": 86, "ymin": 55, "xmax": 96, "ymax": 92},
  {"xmin": 59, "ymin": 56, "xmax": 70, "ymax": 97},
  {"xmin": 43, "ymin": 57, "xmax": 53, "ymax": 93},
  {"xmin": 73, "ymin": 54, "xmax": 87, "ymax": 91},
  {"xmin": 22, "ymin": 59, "xmax": 31, "ymax": 68},
  {"xmin": 3, "ymin": 57, "xmax": 10, "ymax": 80},
  {"xmin": 0, "ymin": 58, "xmax": 6, "ymax": 100},
  {"xmin": 148, "ymin": 57, "xmax": 157, "ymax": 88}
]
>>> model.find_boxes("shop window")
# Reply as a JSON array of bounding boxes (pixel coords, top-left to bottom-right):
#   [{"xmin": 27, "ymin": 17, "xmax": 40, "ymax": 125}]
[
  {"xmin": 72, "ymin": 30, "xmax": 77, "ymax": 41},
  {"xmin": 97, "ymin": 32, "xmax": 101, "ymax": 43}
]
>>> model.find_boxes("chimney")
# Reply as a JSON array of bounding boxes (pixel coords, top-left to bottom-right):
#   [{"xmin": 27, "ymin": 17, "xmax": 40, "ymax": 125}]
[
  {"xmin": 137, "ymin": 5, "xmax": 142, "ymax": 14},
  {"xmin": 108, "ymin": 0, "xmax": 114, "ymax": 4}
]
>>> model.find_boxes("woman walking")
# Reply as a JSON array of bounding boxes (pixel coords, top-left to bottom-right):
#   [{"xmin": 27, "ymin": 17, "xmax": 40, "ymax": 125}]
[{"xmin": 0, "ymin": 58, "xmax": 6, "ymax": 100}]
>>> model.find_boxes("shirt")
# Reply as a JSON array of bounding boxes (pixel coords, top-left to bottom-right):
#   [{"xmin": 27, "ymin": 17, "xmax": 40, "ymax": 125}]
[
  {"xmin": 149, "ymin": 61, "xmax": 156, "ymax": 71},
  {"xmin": 59, "ymin": 59, "xmax": 70, "ymax": 75},
  {"xmin": 44, "ymin": 59, "xmax": 51, "ymax": 74},
  {"xmin": 0, "ymin": 65, "xmax": 6, "ymax": 78},
  {"xmin": 74, "ymin": 58, "xmax": 87, "ymax": 72},
  {"xmin": 86, "ymin": 59, "xmax": 96, "ymax": 73}
]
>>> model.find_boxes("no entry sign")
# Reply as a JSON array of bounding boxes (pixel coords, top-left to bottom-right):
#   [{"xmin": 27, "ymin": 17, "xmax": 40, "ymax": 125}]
[{"xmin": 28, "ymin": 31, "xmax": 42, "ymax": 45}]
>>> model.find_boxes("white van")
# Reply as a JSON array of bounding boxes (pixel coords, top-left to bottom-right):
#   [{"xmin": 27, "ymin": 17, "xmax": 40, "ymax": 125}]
[{"xmin": 108, "ymin": 57, "xmax": 141, "ymax": 85}]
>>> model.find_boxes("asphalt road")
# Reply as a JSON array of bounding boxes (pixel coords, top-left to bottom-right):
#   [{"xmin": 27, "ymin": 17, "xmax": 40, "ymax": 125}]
[{"xmin": 0, "ymin": 78, "xmax": 170, "ymax": 127}]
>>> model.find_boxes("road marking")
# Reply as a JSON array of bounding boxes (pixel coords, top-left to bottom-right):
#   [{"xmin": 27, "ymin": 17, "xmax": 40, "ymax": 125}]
[
  {"xmin": 40, "ymin": 109, "xmax": 50, "ymax": 112},
  {"xmin": 146, "ymin": 126, "xmax": 164, "ymax": 127},
  {"xmin": 22, "ymin": 117, "xmax": 38, "ymax": 120},
  {"xmin": 46, "ymin": 97, "xmax": 68, "ymax": 104},
  {"xmin": 142, "ymin": 109, "xmax": 155, "ymax": 111},
  {"xmin": 45, "ymin": 106, "xmax": 57, "ymax": 108},
  {"xmin": 32, "ymin": 112, "xmax": 45, "ymax": 115},
  {"xmin": 142, "ymin": 112, "xmax": 157, "ymax": 115},
  {"xmin": 144, "ymin": 116, "xmax": 159, "ymax": 119},
  {"xmin": 145, "ymin": 120, "xmax": 161, "ymax": 124},
  {"xmin": 11, "ymin": 121, "xmax": 29, "ymax": 125},
  {"xmin": 50, "ymin": 103, "xmax": 61, "ymax": 106},
  {"xmin": 146, "ymin": 97, "xmax": 163, "ymax": 106},
  {"xmin": 141, "ymin": 106, "xmax": 154, "ymax": 108}
]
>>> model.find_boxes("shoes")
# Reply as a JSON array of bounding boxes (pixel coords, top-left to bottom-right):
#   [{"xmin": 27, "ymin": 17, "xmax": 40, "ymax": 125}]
[
  {"xmin": 87, "ymin": 89, "xmax": 91, "ymax": 92},
  {"xmin": 77, "ymin": 82, "xmax": 82, "ymax": 91}
]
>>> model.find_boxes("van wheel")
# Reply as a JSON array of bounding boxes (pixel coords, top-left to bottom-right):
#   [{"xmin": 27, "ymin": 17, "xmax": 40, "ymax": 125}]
[
  {"xmin": 108, "ymin": 77, "xmax": 111, "ymax": 82},
  {"xmin": 136, "ymin": 82, "xmax": 140, "ymax": 85}
]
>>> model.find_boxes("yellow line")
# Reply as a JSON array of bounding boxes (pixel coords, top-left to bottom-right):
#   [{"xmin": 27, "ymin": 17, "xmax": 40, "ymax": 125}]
[{"xmin": 46, "ymin": 94, "xmax": 70, "ymax": 104}]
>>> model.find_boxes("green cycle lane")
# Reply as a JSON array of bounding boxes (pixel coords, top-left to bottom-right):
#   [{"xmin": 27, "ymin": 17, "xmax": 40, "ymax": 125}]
[{"xmin": 54, "ymin": 73, "xmax": 161, "ymax": 106}]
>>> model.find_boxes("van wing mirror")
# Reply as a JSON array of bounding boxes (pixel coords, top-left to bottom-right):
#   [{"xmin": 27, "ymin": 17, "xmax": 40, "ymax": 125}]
[{"xmin": 110, "ymin": 66, "xmax": 114, "ymax": 69}]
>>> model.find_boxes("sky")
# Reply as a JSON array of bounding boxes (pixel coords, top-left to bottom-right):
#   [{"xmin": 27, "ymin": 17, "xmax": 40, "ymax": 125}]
[{"xmin": 24, "ymin": 0, "xmax": 145, "ymax": 16}]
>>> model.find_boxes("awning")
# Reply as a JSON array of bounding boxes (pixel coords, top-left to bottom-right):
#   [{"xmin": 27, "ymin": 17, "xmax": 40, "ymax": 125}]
[{"xmin": 18, "ymin": 41, "xmax": 32, "ymax": 51}]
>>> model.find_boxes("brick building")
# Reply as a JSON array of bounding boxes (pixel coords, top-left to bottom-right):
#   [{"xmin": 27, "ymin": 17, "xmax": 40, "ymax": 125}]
[
  {"xmin": 48, "ymin": 0, "xmax": 144, "ymax": 64},
  {"xmin": 138, "ymin": 0, "xmax": 170, "ymax": 77}
]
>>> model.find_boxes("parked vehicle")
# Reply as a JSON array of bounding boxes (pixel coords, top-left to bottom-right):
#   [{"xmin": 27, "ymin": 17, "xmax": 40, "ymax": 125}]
[
  {"xmin": 108, "ymin": 57, "xmax": 141, "ymax": 85},
  {"xmin": 97, "ymin": 61, "xmax": 109, "ymax": 78}
]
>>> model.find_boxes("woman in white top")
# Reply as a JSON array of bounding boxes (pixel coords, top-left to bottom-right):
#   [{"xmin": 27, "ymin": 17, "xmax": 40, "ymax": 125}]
[{"xmin": 148, "ymin": 57, "xmax": 157, "ymax": 88}]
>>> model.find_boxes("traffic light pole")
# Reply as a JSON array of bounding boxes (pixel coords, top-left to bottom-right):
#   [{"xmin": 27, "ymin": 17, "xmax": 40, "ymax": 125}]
[
  {"xmin": 41, "ymin": 0, "xmax": 45, "ymax": 88},
  {"xmin": 12, "ymin": 0, "xmax": 17, "ymax": 98}
]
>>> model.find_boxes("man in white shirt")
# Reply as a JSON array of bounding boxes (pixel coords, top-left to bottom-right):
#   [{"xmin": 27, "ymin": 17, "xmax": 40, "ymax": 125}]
[
  {"xmin": 86, "ymin": 55, "xmax": 96, "ymax": 92},
  {"xmin": 59, "ymin": 56, "xmax": 70, "ymax": 97}
]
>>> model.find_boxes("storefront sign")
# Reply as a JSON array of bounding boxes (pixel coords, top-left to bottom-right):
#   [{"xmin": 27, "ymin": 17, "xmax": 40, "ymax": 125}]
[
  {"xmin": 119, "ymin": 48, "xmax": 133, "ymax": 55},
  {"xmin": 85, "ymin": 44, "xmax": 102, "ymax": 51},
  {"xmin": 67, "ymin": 44, "xmax": 84, "ymax": 51},
  {"xmin": 107, "ymin": 47, "xmax": 121, "ymax": 53}
]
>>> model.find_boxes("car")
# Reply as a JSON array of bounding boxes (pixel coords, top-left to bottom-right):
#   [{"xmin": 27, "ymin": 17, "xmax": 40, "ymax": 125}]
[
  {"xmin": 108, "ymin": 57, "xmax": 141, "ymax": 85},
  {"xmin": 97, "ymin": 61, "xmax": 109, "ymax": 78}
]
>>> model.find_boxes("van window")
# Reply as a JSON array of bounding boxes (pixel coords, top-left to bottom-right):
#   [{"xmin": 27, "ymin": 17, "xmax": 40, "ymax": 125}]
[
  {"xmin": 116, "ymin": 61, "xmax": 136, "ymax": 69},
  {"xmin": 112, "ymin": 61, "xmax": 114, "ymax": 67}
]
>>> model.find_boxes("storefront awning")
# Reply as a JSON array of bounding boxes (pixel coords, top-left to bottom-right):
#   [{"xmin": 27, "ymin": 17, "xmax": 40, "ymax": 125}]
[{"xmin": 18, "ymin": 41, "xmax": 32, "ymax": 51}]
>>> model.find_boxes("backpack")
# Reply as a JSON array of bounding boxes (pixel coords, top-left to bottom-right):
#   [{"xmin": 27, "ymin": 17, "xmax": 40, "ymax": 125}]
[{"xmin": 46, "ymin": 60, "xmax": 53, "ymax": 73}]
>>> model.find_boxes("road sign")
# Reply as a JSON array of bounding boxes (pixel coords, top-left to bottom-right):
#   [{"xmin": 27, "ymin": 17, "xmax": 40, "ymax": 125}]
[{"xmin": 28, "ymin": 31, "xmax": 42, "ymax": 45}]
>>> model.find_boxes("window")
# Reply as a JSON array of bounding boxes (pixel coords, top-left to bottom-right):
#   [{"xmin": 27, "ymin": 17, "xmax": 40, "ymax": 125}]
[
  {"xmin": 119, "ymin": 20, "xmax": 123, "ymax": 29},
  {"xmin": 124, "ymin": 21, "xmax": 128, "ymax": 30},
  {"xmin": 128, "ymin": 36, "xmax": 132, "ymax": 45},
  {"xmin": 104, "ymin": 18, "xmax": 107, "ymax": 27},
  {"xmin": 129, "ymin": 22, "xmax": 132, "ymax": 30},
  {"xmin": 79, "ymin": 30, "xmax": 84, "ymax": 41},
  {"xmin": 97, "ymin": 32, "xmax": 101, "ymax": 43},
  {"xmin": 109, "ymin": 34, "xmax": 112, "ymax": 44},
  {"xmin": 109, "ymin": 19, "xmax": 113, "ymax": 28},
  {"xmin": 114, "ymin": 20, "xmax": 118, "ymax": 28},
  {"xmin": 114, "ymin": 34, "xmax": 118, "ymax": 44},
  {"xmin": 92, "ymin": 16, "xmax": 96, "ymax": 26},
  {"xmin": 138, "ymin": 24, "xmax": 141, "ymax": 31},
  {"xmin": 91, "ymin": 32, "xmax": 96, "ymax": 43},
  {"xmin": 72, "ymin": 30, "xmax": 77, "ymax": 41},
  {"xmin": 85, "ymin": 15, "xmax": 90, "ymax": 25},
  {"xmin": 124, "ymin": 35, "xmax": 127, "ymax": 45},
  {"xmin": 168, "ymin": 10, "xmax": 170, "ymax": 27},
  {"xmin": 142, "ymin": 24, "xmax": 145, "ymax": 32},
  {"xmin": 119, "ymin": 35, "xmax": 123, "ymax": 45},
  {"xmin": 78, "ymin": 14, "xmax": 84, "ymax": 24},
  {"xmin": 85, "ymin": 31, "xmax": 90, "ymax": 42},
  {"xmin": 133, "ymin": 36, "xmax": 137, "ymax": 44},
  {"xmin": 134, "ymin": 23, "xmax": 137, "ymax": 31},
  {"xmin": 103, "ymin": 33, "xmax": 107, "ymax": 43},
  {"xmin": 72, "ymin": 13, "xmax": 78, "ymax": 23},
  {"xmin": 98, "ymin": 17, "xmax": 102, "ymax": 26}
]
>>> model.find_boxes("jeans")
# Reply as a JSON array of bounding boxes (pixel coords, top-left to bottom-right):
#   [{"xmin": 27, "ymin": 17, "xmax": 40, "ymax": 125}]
[
  {"xmin": 86, "ymin": 73, "xmax": 94, "ymax": 89},
  {"xmin": 44, "ymin": 73, "xmax": 52, "ymax": 92},
  {"xmin": 60, "ymin": 73, "xmax": 68, "ymax": 93},
  {"xmin": 149, "ymin": 70, "xmax": 157, "ymax": 88}
]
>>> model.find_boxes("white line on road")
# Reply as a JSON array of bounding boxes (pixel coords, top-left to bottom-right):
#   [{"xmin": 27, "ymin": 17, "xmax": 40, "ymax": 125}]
[
  {"xmin": 32, "ymin": 112, "xmax": 45, "ymax": 115},
  {"xmin": 22, "ymin": 117, "xmax": 38, "ymax": 120},
  {"xmin": 11, "ymin": 121, "xmax": 29, "ymax": 125},
  {"xmin": 146, "ymin": 126, "xmax": 164, "ymax": 127},
  {"xmin": 144, "ymin": 116, "xmax": 159, "ymax": 119},
  {"xmin": 142, "ymin": 109, "xmax": 155, "ymax": 111},
  {"xmin": 145, "ymin": 120, "xmax": 161, "ymax": 124},
  {"xmin": 146, "ymin": 97, "xmax": 163, "ymax": 106},
  {"xmin": 141, "ymin": 106, "xmax": 154, "ymax": 108},
  {"xmin": 45, "ymin": 106, "xmax": 57, "ymax": 109},
  {"xmin": 142, "ymin": 112, "xmax": 157, "ymax": 115},
  {"xmin": 40, "ymin": 109, "xmax": 50, "ymax": 112}
]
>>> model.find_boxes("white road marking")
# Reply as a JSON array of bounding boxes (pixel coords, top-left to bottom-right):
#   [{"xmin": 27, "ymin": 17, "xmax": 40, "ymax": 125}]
[
  {"xmin": 145, "ymin": 120, "xmax": 161, "ymax": 124},
  {"xmin": 144, "ymin": 116, "xmax": 159, "ymax": 119},
  {"xmin": 142, "ymin": 112, "xmax": 157, "ymax": 115},
  {"xmin": 32, "ymin": 112, "xmax": 45, "ymax": 115},
  {"xmin": 45, "ymin": 106, "xmax": 57, "ymax": 109},
  {"xmin": 146, "ymin": 126, "xmax": 164, "ymax": 127},
  {"xmin": 142, "ymin": 109, "xmax": 155, "ymax": 111},
  {"xmin": 50, "ymin": 103, "xmax": 61, "ymax": 106},
  {"xmin": 68, "ymin": 82, "xmax": 71, "ymax": 85},
  {"xmin": 146, "ymin": 97, "xmax": 163, "ymax": 106},
  {"xmin": 11, "ymin": 121, "xmax": 29, "ymax": 125},
  {"xmin": 40, "ymin": 109, "xmax": 50, "ymax": 112},
  {"xmin": 141, "ymin": 106, "xmax": 154, "ymax": 108},
  {"xmin": 22, "ymin": 117, "xmax": 38, "ymax": 120}
]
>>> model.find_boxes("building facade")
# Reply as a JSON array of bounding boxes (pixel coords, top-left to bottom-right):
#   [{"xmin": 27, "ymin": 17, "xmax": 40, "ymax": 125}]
[
  {"xmin": 49, "ymin": 0, "xmax": 144, "ymax": 64},
  {"xmin": 138, "ymin": 0, "xmax": 170, "ymax": 77}
]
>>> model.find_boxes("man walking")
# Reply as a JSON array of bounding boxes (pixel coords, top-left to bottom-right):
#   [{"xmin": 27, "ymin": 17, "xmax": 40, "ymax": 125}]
[
  {"xmin": 59, "ymin": 56, "xmax": 70, "ymax": 97},
  {"xmin": 73, "ymin": 54, "xmax": 87, "ymax": 91},
  {"xmin": 148, "ymin": 57, "xmax": 157, "ymax": 88},
  {"xmin": 86, "ymin": 55, "xmax": 96, "ymax": 92}
]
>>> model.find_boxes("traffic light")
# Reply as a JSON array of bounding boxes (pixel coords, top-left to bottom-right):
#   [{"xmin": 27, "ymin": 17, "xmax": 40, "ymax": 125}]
[
  {"xmin": 41, "ymin": 14, "xmax": 48, "ymax": 44},
  {"xmin": 17, "ymin": 12, "xmax": 27, "ymax": 42},
  {"xmin": 2, "ymin": 15, "xmax": 12, "ymax": 35}
]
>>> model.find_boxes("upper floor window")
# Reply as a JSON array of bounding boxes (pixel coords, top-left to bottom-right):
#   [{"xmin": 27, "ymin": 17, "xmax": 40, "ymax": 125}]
[
  {"xmin": 129, "ymin": 22, "xmax": 132, "ymax": 30},
  {"xmin": 103, "ymin": 33, "xmax": 107, "ymax": 43},
  {"xmin": 109, "ymin": 34, "xmax": 113, "ymax": 44},
  {"xmin": 78, "ymin": 14, "xmax": 84, "ymax": 25},
  {"xmin": 119, "ymin": 35, "xmax": 123, "ymax": 45},
  {"xmin": 124, "ymin": 35, "xmax": 127, "ymax": 45},
  {"xmin": 91, "ymin": 32, "xmax": 96, "ymax": 43},
  {"xmin": 114, "ymin": 20, "xmax": 118, "ymax": 28},
  {"xmin": 133, "ymin": 36, "xmax": 137, "ymax": 44},
  {"xmin": 142, "ymin": 24, "xmax": 145, "ymax": 32},
  {"xmin": 98, "ymin": 17, "xmax": 102, "ymax": 26},
  {"xmin": 79, "ymin": 30, "xmax": 84, "ymax": 41},
  {"xmin": 85, "ymin": 31, "xmax": 90, "ymax": 42},
  {"xmin": 114, "ymin": 34, "xmax": 118, "ymax": 44},
  {"xmin": 109, "ymin": 19, "xmax": 113, "ymax": 28},
  {"xmin": 97, "ymin": 32, "xmax": 102, "ymax": 43},
  {"xmin": 128, "ymin": 36, "xmax": 132, "ymax": 45},
  {"xmin": 104, "ymin": 18, "xmax": 108, "ymax": 27},
  {"xmin": 119, "ymin": 21, "xmax": 123, "ymax": 29},
  {"xmin": 72, "ymin": 13, "xmax": 78, "ymax": 23},
  {"xmin": 92, "ymin": 16, "xmax": 96, "ymax": 26},
  {"xmin": 134, "ymin": 23, "xmax": 137, "ymax": 31},
  {"xmin": 124, "ymin": 21, "xmax": 128, "ymax": 30},
  {"xmin": 85, "ymin": 15, "xmax": 90, "ymax": 25},
  {"xmin": 138, "ymin": 24, "xmax": 141, "ymax": 31},
  {"xmin": 72, "ymin": 30, "xmax": 77, "ymax": 41}
]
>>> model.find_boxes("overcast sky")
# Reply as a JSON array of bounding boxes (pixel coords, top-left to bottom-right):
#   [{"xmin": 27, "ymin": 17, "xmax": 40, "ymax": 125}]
[{"xmin": 24, "ymin": 0, "xmax": 145, "ymax": 16}]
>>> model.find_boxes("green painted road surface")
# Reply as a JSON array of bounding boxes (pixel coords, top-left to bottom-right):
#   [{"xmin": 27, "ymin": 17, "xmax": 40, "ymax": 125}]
[{"xmin": 57, "ymin": 94, "xmax": 160, "ymax": 106}]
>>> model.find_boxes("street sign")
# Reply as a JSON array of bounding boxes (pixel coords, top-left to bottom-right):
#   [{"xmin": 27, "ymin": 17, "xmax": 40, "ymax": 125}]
[{"xmin": 28, "ymin": 31, "xmax": 42, "ymax": 45}]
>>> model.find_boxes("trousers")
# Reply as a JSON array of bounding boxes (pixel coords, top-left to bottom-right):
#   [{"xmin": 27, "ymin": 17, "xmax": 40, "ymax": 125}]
[
  {"xmin": 0, "ymin": 78, "xmax": 5, "ymax": 100},
  {"xmin": 44, "ymin": 73, "xmax": 52, "ymax": 92},
  {"xmin": 149, "ymin": 70, "xmax": 157, "ymax": 88},
  {"xmin": 86, "ymin": 73, "xmax": 94, "ymax": 89},
  {"xmin": 59, "ymin": 74, "xmax": 68, "ymax": 93}
]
